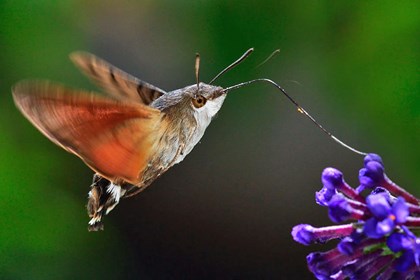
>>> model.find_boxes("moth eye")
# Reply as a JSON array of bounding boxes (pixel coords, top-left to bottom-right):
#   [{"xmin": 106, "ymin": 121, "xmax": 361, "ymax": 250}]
[{"xmin": 192, "ymin": 95, "xmax": 207, "ymax": 108}]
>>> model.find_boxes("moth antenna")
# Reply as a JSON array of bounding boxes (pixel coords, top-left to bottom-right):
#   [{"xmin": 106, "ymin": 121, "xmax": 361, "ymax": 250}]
[
  {"xmin": 256, "ymin": 49, "xmax": 280, "ymax": 68},
  {"xmin": 224, "ymin": 78, "xmax": 367, "ymax": 156},
  {"xmin": 209, "ymin": 48, "xmax": 254, "ymax": 84},
  {"xmin": 195, "ymin": 53, "xmax": 200, "ymax": 92}
]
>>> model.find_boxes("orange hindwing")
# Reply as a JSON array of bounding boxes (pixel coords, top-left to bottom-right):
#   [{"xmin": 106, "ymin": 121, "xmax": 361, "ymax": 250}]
[{"xmin": 13, "ymin": 81, "xmax": 162, "ymax": 184}]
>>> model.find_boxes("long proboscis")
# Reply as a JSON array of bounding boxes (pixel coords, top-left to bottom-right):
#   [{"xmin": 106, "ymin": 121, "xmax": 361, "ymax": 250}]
[
  {"xmin": 209, "ymin": 48, "xmax": 254, "ymax": 85},
  {"xmin": 223, "ymin": 78, "xmax": 367, "ymax": 156}
]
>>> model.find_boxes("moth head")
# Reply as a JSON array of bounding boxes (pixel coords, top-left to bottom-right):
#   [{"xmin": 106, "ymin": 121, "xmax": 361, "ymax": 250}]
[
  {"xmin": 151, "ymin": 83, "xmax": 226, "ymax": 122},
  {"xmin": 191, "ymin": 82, "xmax": 225, "ymax": 113},
  {"xmin": 151, "ymin": 48, "xmax": 255, "ymax": 119}
]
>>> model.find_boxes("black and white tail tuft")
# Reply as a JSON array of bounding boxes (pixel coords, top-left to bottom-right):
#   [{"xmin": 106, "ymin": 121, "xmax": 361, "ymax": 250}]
[{"xmin": 87, "ymin": 174, "xmax": 125, "ymax": 231}]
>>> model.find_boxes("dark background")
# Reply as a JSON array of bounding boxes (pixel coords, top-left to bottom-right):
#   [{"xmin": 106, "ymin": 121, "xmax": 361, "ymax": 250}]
[{"xmin": 1, "ymin": 1, "xmax": 419, "ymax": 279}]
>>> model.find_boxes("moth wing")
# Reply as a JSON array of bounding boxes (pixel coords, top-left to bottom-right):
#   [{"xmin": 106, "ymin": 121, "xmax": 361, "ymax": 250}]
[
  {"xmin": 13, "ymin": 81, "xmax": 162, "ymax": 185},
  {"xmin": 70, "ymin": 51, "xmax": 166, "ymax": 104}
]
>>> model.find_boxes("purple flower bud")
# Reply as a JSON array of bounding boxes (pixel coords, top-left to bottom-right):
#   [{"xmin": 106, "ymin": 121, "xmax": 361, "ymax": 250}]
[
  {"xmin": 292, "ymin": 224, "xmax": 315, "ymax": 245},
  {"xmin": 307, "ymin": 250, "xmax": 344, "ymax": 278},
  {"xmin": 322, "ymin": 168, "xmax": 344, "ymax": 190},
  {"xmin": 316, "ymin": 186, "xmax": 337, "ymax": 206},
  {"xmin": 338, "ymin": 237, "xmax": 357, "ymax": 256},
  {"xmin": 341, "ymin": 250, "xmax": 382, "ymax": 279},
  {"xmin": 307, "ymin": 244, "xmax": 374, "ymax": 279},
  {"xmin": 364, "ymin": 153, "xmax": 384, "ymax": 167},
  {"xmin": 322, "ymin": 168, "xmax": 365, "ymax": 203},
  {"xmin": 292, "ymin": 224, "xmax": 354, "ymax": 245},
  {"xmin": 307, "ymin": 253, "xmax": 333, "ymax": 279},
  {"xmin": 338, "ymin": 229, "xmax": 364, "ymax": 255},
  {"xmin": 307, "ymin": 252, "xmax": 331, "ymax": 278},
  {"xmin": 359, "ymin": 161, "xmax": 385, "ymax": 188},
  {"xmin": 395, "ymin": 250, "xmax": 415, "ymax": 272},
  {"xmin": 343, "ymin": 253, "xmax": 393, "ymax": 280},
  {"xmin": 328, "ymin": 194, "xmax": 353, "ymax": 223},
  {"xmin": 387, "ymin": 232, "xmax": 411, "ymax": 252}
]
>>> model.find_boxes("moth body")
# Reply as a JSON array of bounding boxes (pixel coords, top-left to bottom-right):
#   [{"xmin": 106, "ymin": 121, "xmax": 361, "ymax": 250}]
[{"xmin": 13, "ymin": 52, "xmax": 226, "ymax": 231}]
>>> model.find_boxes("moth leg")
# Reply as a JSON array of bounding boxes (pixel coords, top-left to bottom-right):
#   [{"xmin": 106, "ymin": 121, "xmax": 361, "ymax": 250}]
[{"xmin": 86, "ymin": 174, "xmax": 126, "ymax": 231}]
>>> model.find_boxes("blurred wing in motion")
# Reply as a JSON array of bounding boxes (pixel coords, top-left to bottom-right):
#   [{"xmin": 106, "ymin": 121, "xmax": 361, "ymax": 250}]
[
  {"xmin": 12, "ymin": 81, "xmax": 162, "ymax": 185},
  {"xmin": 70, "ymin": 51, "xmax": 166, "ymax": 104}
]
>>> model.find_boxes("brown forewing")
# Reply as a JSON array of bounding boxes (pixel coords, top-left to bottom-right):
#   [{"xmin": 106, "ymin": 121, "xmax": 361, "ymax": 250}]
[
  {"xmin": 12, "ymin": 81, "xmax": 162, "ymax": 185},
  {"xmin": 70, "ymin": 51, "xmax": 166, "ymax": 104}
]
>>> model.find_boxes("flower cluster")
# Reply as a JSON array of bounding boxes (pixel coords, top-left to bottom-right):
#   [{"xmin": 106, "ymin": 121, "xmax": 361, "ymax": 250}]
[{"xmin": 292, "ymin": 154, "xmax": 420, "ymax": 279}]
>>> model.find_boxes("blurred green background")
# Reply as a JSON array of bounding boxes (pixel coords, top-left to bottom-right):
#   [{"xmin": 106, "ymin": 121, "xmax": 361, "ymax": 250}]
[{"xmin": 0, "ymin": 1, "xmax": 418, "ymax": 279}]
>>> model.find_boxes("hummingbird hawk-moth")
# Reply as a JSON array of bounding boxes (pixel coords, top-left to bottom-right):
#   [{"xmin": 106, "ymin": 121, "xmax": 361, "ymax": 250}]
[
  {"xmin": 13, "ymin": 49, "xmax": 255, "ymax": 231},
  {"xmin": 13, "ymin": 48, "xmax": 365, "ymax": 231}
]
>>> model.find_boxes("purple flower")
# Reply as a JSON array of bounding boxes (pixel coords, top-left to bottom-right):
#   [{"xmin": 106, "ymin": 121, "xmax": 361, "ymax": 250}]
[
  {"xmin": 291, "ymin": 153, "xmax": 420, "ymax": 279},
  {"xmin": 366, "ymin": 192, "xmax": 392, "ymax": 219},
  {"xmin": 387, "ymin": 229, "xmax": 414, "ymax": 252},
  {"xmin": 316, "ymin": 186, "xmax": 337, "ymax": 206},
  {"xmin": 363, "ymin": 195, "xmax": 409, "ymax": 238},
  {"xmin": 387, "ymin": 227, "xmax": 420, "ymax": 272}
]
